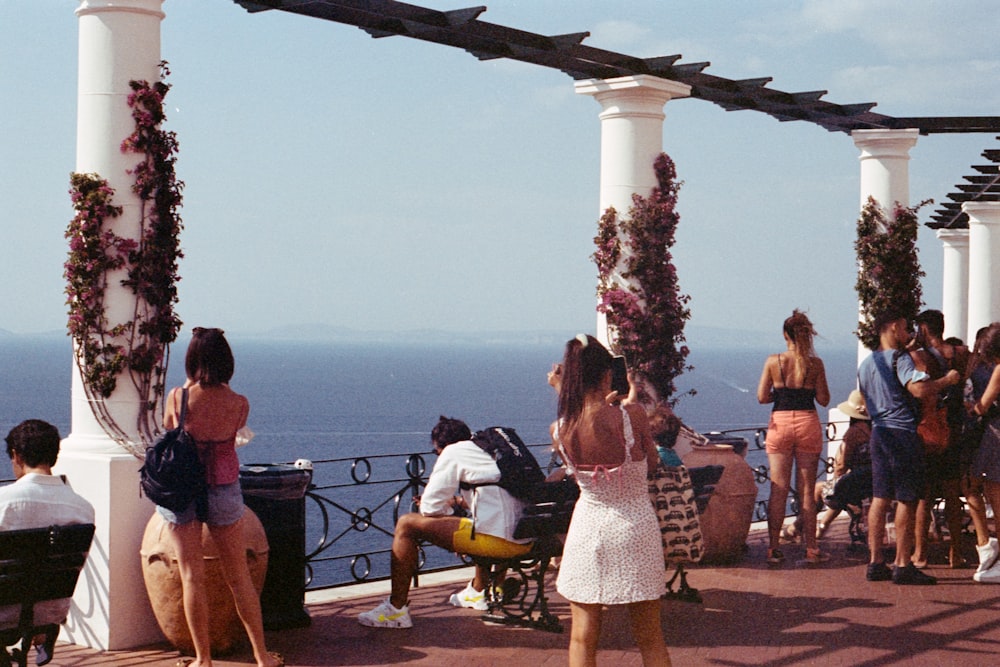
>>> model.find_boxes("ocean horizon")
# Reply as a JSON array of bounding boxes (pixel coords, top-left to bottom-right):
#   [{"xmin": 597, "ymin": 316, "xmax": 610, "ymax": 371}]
[
  {"xmin": 0, "ymin": 334, "xmax": 860, "ymax": 461},
  {"xmin": 0, "ymin": 334, "xmax": 861, "ymax": 586}
]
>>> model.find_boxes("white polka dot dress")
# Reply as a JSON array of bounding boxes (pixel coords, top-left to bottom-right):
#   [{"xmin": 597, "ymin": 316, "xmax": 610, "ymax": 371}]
[{"xmin": 555, "ymin": 409, "xmax": 666, "ymax": 604}]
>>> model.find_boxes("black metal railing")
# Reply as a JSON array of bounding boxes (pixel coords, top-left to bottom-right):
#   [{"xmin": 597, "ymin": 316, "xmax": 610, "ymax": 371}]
[
  {"xmin": 295, "ymin": 425, "xmax": 858, "ymax": 591},
  {"xmin": 712, "ymin": 421, "xmax": 846, "ymax": 523},
  {"xmin": 0, "ymin": 423, "xmax": 849, "ymax": 592},
  {"xmin": 298, "ymin": 443, "xmax": 565, "ymax": 591}
]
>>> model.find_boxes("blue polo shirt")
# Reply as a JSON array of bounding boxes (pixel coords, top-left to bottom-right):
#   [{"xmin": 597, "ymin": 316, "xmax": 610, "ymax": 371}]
[{"xmin": 858, "ymin": 349, "xmax": 929, "ymax": 431}]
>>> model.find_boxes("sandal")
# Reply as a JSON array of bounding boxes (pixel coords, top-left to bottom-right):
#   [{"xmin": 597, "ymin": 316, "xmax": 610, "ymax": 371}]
[
  {"xmin": 766, "ymin": 548, "xmax": 785, "ymax": 564},
  {"xmin": 267, "ymin": 652, "xmax": 285, "ymax": 667},
  {"xmin": 779, "ymin": 524, "xmax": 799, "ymax": 543},
  {"xmin": 804, "ymin": 548, "xmax": 830, "ymax": 565}
]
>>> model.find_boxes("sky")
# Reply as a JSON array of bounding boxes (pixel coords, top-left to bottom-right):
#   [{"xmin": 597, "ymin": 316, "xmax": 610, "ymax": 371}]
[{"xmin": 1, "ymin": 0, "xmax": 998, "ymax": 346}]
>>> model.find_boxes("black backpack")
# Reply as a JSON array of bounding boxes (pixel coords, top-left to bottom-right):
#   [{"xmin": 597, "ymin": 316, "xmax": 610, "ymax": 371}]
[
  {"xmin": 140, "ymin": 388, "xmax": 207, "ymax": 515},
  {"xmin": 465, "ymin": 426, "xmax": 546, "ymax": 500}
]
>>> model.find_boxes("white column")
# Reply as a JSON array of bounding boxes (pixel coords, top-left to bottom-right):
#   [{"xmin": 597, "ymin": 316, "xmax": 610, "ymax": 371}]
[
  {"xmin": 936, "ymin": 228, "xmax": 970, "ymax": 343},
  {"xmin": 852, "ymin": 129, "xmax": 919, "ymax": 216},
  {"xmin": 851, "ymin": 129, "xmax": 919, "ymax": 365},
  {"xmin": 575, "ymin": 75, "xmax": 691, "ymax": 345},
  {"xmin": 60, "ymin": 0, "xmax": 166, "ymax": 650},
  {"xmin": 966, "ymin": 201, "xmax": 1000, "ymax": 337}
]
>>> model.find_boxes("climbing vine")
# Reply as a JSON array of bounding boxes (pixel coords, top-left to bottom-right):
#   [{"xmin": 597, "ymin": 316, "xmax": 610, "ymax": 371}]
[
  {"xmin": 854, "ymin": 196, "xmax": 926, "ymax": 350},
  {"xmin": 593, "ymin": 153, "xmax": 692, "ymax": 406},
  {"xmin": 65, "ymin": 62, "xmax": 184, "ymax": 454}
]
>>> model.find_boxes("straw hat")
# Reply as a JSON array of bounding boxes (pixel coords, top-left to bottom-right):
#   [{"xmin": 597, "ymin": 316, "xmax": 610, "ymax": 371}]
[{"xmin": 837, "ymin": 390, "xmax": 869, "ymax": 421}]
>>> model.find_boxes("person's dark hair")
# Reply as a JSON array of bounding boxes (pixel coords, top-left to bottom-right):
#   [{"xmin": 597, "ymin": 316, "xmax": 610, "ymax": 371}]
[
  {"xmin": 973, "ymin": 326, "xmax": 991, "ymax": 356},
  {"xmin": 557, "ymin": 334, "xmax": 613, "ymax": 428},
  {"xmin": 185, "ymin": 327, "xmax": 235, "ymax": 386},
  {"xmin": 430, "ymin": 416, "xmax": 471, "ymax": 450},
  {"xmin": 871, "ymin": 309, "xmax": 908, "ymax": 345},
  {"xmin": 915, "ymin": 309, "xmax": 945, "ymax": 338},
  {"xmin": 5, "ymin": 420, "xmax": 60, "ymax": 468},
  {"xmin": 944, "ymin": 336, "xmax": 964, "ymax": 347},
  {"xmin": 647, "ymin": 406, "xmax": 681, "ymax": 449},
  {"xmin": 978, "ymin": 322, "xmax": 1000, "ymax": 362},
  {"xmin": 783, "ymin": 309, "xmax": 817, "ymax": 360}
]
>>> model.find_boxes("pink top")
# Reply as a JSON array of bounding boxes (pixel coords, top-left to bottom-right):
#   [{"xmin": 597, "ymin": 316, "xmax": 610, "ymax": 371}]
[{"xmin": 166, "ymin": 385, "xmax": 248, "ymax": 487}]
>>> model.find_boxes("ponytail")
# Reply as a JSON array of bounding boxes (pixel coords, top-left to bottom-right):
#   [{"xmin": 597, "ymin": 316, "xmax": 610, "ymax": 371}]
[
  {"xmin": 783, "ymin": 309, "xmax": 816, "ymax": 361},
  {"xmin": 557, "ymin": 334, "xmax": 613, "ymax": 432}
]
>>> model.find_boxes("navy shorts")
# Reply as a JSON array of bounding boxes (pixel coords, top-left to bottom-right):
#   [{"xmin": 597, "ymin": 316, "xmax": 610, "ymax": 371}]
[
  {"xmin": 156, "ymin": 481, "xmax": 245, "ymax": 527},
  {"xmin": 870, "ymin": 426, "xmax": 925, "ymax": 503}
]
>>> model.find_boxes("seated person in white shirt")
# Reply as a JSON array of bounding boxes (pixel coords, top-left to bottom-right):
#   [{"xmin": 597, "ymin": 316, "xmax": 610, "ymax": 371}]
[
  {"xmin": 0, "ymin": 420, "xmax": 95, "ymax": 658},
  {"xmin": 358, "ymin": 416, "xmax": 531, "ymax": 629}
]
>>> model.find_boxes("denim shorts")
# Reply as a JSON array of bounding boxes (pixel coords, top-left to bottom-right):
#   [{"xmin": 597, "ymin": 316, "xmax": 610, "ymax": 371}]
[
  {"xmin": 156, "ymin": 481, "xmax": 245, "ymax": 527},
  {"xmin": 870, "ymin": 426, "xmax": 925, "ymax": 503}
]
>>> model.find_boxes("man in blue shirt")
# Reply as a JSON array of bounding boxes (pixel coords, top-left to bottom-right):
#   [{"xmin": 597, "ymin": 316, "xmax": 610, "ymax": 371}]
[{"xmin": 858, "ymin": 311, "xmax": 960, "ymax": 585}]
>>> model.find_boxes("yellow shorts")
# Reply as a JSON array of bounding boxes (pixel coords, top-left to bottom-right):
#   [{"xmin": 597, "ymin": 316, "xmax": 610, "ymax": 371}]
[{"xmin": 452, "ymin": 518, "xmax": 533, "ymax": 559}]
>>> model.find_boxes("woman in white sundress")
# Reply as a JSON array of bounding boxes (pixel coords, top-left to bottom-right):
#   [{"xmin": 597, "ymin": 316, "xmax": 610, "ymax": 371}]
[{"xmin": 554, "ymin": 334, "xmax": 671, "ymax": 667}]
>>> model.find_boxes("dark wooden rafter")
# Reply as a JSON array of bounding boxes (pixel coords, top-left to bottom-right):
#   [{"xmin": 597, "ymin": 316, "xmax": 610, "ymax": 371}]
[
  {"xmin": 927, "ymin": 137, "xmax": 1000, "ymax": 229},
  {"xmin": 235, "ymin": 0, "xmax": 1000, "ymax": 230},
  {"xmin": 235, "ymin": 0, "xmax": 1000, "ymax": 137}
]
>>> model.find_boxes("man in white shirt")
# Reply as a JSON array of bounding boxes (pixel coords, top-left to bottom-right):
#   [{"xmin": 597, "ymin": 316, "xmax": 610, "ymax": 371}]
[
  {"xmin": 358, "ymin": 416, "xmax": 530, "ymax": 629},
  {"xmin": 0, "ymin": 420, "xmax": 95, "ymax": 651}
]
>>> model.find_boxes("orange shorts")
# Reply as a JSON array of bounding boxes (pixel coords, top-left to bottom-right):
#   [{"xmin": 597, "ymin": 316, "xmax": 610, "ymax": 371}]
[{"xmin": 765, "ymin": 410, "xmax": 823, "ymax": 455}]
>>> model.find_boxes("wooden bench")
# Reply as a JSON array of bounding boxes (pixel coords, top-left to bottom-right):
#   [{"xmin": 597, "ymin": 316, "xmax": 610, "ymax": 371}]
[{"xmin": 0, "ymin": 523, "xmax": 95, "ymax": 667}]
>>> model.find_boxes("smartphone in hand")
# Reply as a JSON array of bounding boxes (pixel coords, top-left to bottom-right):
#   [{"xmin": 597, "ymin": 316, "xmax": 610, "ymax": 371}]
[{"xmin": 611, "ymin": 355, "xmax": 629, "ymax": 396}]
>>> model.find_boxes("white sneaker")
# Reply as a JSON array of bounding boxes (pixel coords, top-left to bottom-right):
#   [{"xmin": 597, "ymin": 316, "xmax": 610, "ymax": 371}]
[
  {"xmin": 358, "ymin": 598, "xmax": 413, "ymax": 628},
  {"xmin": 448, "ymin": 581, "xmax": 489, "ymax": 610},
  {"xmin": 976, "ymin": 537, "xmax": 999, "ymax": 576}
]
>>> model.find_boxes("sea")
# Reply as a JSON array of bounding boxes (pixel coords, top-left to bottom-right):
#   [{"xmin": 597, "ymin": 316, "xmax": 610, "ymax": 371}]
[
  {"xmin": 0, "ymin": 334, "xmax": 860, "ymax": 587},
  {"xmin": 0, "ymin": 335, "xmax": 860, "ymax": 459}
]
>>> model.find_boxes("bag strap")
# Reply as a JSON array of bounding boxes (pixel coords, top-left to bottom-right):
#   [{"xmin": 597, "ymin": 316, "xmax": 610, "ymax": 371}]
[
  {"xmin": 178, "ymin": 387, "xmax": 189, "ymax": 428},
  {"xmin": 890, "ymin": 350, "xmax": 921, "ymax": 420}
]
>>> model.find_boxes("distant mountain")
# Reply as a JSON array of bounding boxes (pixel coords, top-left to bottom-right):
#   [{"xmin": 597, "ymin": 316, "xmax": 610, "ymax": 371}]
[
  {"xmin": 0, "ymin": 323, "xmax": 856, "ymax": 351},
  {"xmin": 0, "ymin": 329, "xmax": 67, "ymax": 340},
  {"xmin": 230, "ymin": 323, "xmax": 856, "ymax": 351},
  {"xmin": 244, "ymin": 324, "xmax": 573, "ymax": 346}
]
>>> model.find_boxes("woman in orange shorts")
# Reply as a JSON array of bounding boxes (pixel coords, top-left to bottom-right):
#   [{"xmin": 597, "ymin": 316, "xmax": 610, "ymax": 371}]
[{"xmin": 757, "ymin": 310, "xmax": 830, "ymax": 565}]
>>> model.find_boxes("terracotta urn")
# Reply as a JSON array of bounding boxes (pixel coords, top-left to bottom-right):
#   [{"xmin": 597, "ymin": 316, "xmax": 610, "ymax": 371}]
[
  {"xmin": 682, "ymin": 444, "xmax": 757, "ymax": 564},
  {"xmin": 140, "ymin": 508, "xmax": 270, "ymax": 655}
]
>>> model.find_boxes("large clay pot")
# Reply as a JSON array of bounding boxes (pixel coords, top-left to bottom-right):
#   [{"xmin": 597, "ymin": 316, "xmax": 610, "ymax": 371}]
[
  {"xmin": 140, "ymin": 508, "xmax": 270, "ymax": 655},
  {"xmin": 682, "ymin": 444, "xmax": 757, "ymax": 563}
]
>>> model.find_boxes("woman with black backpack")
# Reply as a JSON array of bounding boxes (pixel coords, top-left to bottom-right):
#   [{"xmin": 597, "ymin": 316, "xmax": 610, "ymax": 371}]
[{"xmin": 159, "ymin": 328, "xmax": 283, "ymax": 667}]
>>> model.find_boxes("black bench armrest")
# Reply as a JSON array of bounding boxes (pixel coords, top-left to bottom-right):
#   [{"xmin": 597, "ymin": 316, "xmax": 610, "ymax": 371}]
[{"xmin": 687, "ymin": 465, "xmax": 724, "ymax": 494}]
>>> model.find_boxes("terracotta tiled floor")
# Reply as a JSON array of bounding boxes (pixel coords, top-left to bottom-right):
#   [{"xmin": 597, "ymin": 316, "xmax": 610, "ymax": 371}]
[{"xmin": 38, "ymin": 517, "xmax": 1000, "ymax": 666}]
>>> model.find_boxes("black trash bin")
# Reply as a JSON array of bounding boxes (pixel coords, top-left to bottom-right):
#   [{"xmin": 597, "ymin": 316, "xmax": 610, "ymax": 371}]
[
  {"xmin": 240, "ymin": 463, "xmax": 313, "ymax": 630},
  {"xmin": 704, "ymin": 432, "xmax": 749, "ymax": 457}
]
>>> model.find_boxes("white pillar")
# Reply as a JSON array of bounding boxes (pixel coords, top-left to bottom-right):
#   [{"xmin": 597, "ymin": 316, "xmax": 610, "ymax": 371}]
[
  {"xmin": 60, "ymin": 0, "xmax": 166, "ymax": 650},
  {"xmin": 851, "ymin": 129, "xmax": 919, "ymax": 365},
  {"xmin": 936, "ymin": 228, "xmax": 970, "ymax": 343},
  {"xmin": 853, "ymin": 129, "xmax": 919, "ymax": 216},
  {"xmin": 966, "ymin": 201, "xmax": 1000, "ymax": 337},
  {"xmin": 575, "ymin": 75, "xmax": 691, "ymax": 345}
]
